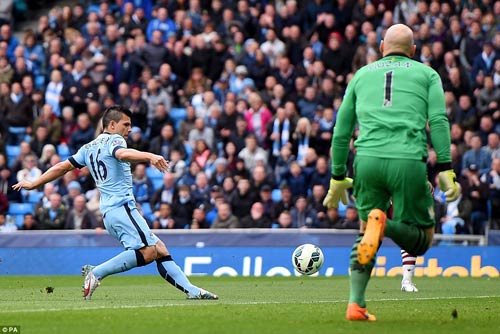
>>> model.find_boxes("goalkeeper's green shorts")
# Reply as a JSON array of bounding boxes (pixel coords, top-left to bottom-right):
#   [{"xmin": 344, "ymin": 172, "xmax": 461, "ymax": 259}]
[{"xmin": 352, "ymin": 155, "xmax": 435, "ymax": 229}]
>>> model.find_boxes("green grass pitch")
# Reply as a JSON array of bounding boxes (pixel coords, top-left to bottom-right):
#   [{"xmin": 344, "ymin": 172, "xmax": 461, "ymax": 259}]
[{"xmin": 0, "ymin": 276, "xmax": 498, "ymax": 334}]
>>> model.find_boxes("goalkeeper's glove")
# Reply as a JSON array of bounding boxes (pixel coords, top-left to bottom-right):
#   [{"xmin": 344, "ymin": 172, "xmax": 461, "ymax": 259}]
[
  {"xmin": 438, "ymin": 169, "xmax": 461, "ymax": 202},
  {"xmin": 323, "ymin": 177, "xmax": 353, "ymax": 209}
]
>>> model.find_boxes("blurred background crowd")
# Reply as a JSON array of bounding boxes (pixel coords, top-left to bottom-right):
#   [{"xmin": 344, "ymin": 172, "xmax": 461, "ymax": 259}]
[{"xmin": 0, "ymin": 0, "xmax": 498, "ymax": 236}]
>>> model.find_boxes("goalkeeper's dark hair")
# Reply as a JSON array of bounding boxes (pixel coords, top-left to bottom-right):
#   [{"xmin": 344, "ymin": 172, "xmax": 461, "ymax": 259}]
[{"xmin": 102, "ymin": 105, "xmax": 132, "ymax": 129}]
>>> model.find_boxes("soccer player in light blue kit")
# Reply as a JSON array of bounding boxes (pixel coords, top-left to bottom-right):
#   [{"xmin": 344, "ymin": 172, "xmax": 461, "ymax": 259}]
[{"xmin": 13, "ymin": 105, "xmax": 218, "ymax": 300}]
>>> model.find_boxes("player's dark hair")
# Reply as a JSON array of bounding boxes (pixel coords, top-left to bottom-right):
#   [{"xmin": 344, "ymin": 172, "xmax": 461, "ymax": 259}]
[{"xmin": 102, "ymin": 105, "xmax": 132, "ymax": 129}]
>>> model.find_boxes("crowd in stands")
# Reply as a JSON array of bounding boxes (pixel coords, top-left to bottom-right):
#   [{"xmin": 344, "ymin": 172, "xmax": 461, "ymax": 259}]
[{"xmin": 0, "ymin": 0, "xmax": 499, "ymax": 236}]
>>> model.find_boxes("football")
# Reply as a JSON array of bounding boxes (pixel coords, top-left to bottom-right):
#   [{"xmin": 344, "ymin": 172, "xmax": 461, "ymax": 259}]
[{"xmin": 292, "ymin": 243, "xmax": 324, "ymax": 275}]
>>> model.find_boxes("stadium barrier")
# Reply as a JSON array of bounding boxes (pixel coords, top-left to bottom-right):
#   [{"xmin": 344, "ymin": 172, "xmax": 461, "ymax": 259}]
[{"xmin": 0, "ymin": 230, "xmax": 497, "ymax": 277}]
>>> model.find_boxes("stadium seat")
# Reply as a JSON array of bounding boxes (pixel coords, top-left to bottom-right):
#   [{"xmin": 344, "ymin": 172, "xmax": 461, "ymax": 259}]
[
  {"xmin": 271, "ymin": 189, "xmax": 282, "ymax": 202},
  {"xmin": 8, "ymin": 203, "xmax": 35, "ymax": 215},
  {"xmin": 26, "ymin": 191, "xmax": 43, "ymax": 204},
  {"xmin": 146, "ymin": 167, "xmax": 164, "ymax": 190},
  {"xmin": 6, "ymin": 145, "xmax": 21, "ymax": 168},
  {"xmin": 184, "ymin": 143, "xmax": 193, "ymax": 163},
  {"xmin": 170, "ymin": 107, "xmax": 187, "ymax": 131},
  {"xmin": 8, "ymin": 127, "xmax": 28, "ymax": 146},
  {"xmin": 57, "ymin": 144, "xmax": 71, "ymax": 160},
  {"xmin": 141, "ymin": 202, "xmax": 152, "ymax": 216}
]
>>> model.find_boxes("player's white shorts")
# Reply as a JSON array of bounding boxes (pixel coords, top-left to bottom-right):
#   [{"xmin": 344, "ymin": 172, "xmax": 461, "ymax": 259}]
[{"xmin": 103, "ymin": 201, "xmax": 159, "ymax": 249}]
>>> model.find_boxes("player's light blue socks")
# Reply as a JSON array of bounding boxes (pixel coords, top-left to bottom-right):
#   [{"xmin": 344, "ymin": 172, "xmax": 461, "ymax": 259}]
[
  {"xmin": 93, "ymin": 249, "xmax": 145, "ymax": 279},
  {"xmin": 156, "ymin": 255, "xmax": 200, "ymax": 296}
]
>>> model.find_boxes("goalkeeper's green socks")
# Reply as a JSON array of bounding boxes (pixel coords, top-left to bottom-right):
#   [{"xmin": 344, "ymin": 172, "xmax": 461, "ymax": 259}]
[
  {"xmin": 349, "ymin": 234, "xmax": 375, "ymax": 307},
  {"xmin": 385, "ymin": 219, "xmax": 430, "ymax": 256}
]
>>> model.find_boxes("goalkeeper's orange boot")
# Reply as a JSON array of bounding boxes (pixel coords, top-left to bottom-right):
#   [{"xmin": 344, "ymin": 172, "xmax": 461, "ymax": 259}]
[
  {"xmin": 346, "ymin": 303, "xmax": 376, "ymax": 321},
  {"xmin": 358, "ymin": 209, "xmax": 386, "ymax": 265}
]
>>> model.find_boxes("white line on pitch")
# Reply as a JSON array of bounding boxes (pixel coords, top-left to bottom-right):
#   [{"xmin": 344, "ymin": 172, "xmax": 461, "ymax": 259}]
[{"xmin": 1, "ymin": 295, "xmax": 499, "ymax": 313}]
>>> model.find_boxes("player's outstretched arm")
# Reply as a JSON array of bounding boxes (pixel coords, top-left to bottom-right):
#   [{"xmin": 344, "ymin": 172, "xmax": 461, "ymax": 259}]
[
  {"xmin": 12, "ymin": 160, "xmax": 76, "ymax": 191},
  {"xmin": 115, "ymin": 148, "xmax": 170, "ymax": 172}
]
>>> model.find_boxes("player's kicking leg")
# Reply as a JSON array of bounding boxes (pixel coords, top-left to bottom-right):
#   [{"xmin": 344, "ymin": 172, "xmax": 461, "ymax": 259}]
[
  {"xmin": 82, "ymin": 203, "xmax": 217, "ymax": 300},
  {"xmin": 154, "ymin": 239, "xmax": 218, "ymax": 300},
  {"xmin": 400, "ymin": 249, "xmax": 418, "ymax": 292}
]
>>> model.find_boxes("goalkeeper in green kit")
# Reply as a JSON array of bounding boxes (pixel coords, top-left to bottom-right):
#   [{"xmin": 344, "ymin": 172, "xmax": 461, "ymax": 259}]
[{"xmin": 323, "ymin": 24, "xmax": 460, "ymax": 321}]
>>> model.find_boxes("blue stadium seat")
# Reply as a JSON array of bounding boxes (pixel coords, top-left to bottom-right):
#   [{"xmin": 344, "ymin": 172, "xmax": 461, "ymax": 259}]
[
  {"xmin": 146, "ymin": 167, "xmax": 164, "ymax": 190},
  {"xmin": 184, "ymin": 143, "xmax": 192, "ymax": 163},
  {"xmin": 145, "ymin": 166, "xmax": 163, "ymax": 179},
  {"xmin": 57, "ymin": 144, "xmax": 71, "ymax": 160},
  {"xmin": 26, "ymin": 191, "xmax": 43, "ymax": 204},
  {"xmin": 8, "ymin": 203, "xmax": 35, "ymax": 228},
  {"xmin": 141, "ymin": 202, "xmax": 152, "ymax": 216},
  {"xmin": 8, "ymin": 203, "xmax": 34, "ymax": 215},
  {"xmin": 271, "ymin": 189, "xmax": 282, "ymax": 202},
  {"xmin": 170, "ymin": 107, "xmax": 187, "ymax": 131},
  {"xmin": 8, "ymin": 127, "xmax": 28, "ymax": 146},
  {"xmin": 6, "ymin": 145, "xmax": 21, "ymax": 168}
]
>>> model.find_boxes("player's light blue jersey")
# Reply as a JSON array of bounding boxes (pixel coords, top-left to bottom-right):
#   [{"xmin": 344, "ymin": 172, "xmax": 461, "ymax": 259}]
[{"xmin": 69, "ymin": 133, "xmax": 134, "ymax": 214}]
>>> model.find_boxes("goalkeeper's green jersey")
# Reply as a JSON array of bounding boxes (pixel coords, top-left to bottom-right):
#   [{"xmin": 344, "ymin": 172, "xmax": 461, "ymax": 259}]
[{"xmin": 331, "ymin": 54, "xmax": 451, "ymax": 177}]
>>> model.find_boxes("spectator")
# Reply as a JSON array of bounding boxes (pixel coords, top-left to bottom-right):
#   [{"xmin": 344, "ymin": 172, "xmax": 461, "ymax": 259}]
[
  {"xmin": 211, "ymin": 202, "xmax": 239, "ymax": 228},
  {"xmin": 62, "ymin": 180, "xmax": 83, "ymax": 209},
  {"xmin": 244, "ymin": 92, "xmax": 272, "ymax": 145},
  {"xmin": 36, "ymin": 193, "xmax": 67, "ymax": 230},
  {"xmin": 471, "ymin": 41, "xmax": 498, "ymax": 82},
  {"xmin": 132, "ymin": 163, "xmax": 154, "ymax": 204},
  {"xmin": 335, "ymin": 205, "xmax": 361, "ymax": 229},
  {"xmin": 460, "ymin": 163, "xmax": 490, "ymax": 234},
  {"xmin": 150, "ymin": 172, "xmax": 176, "ymax": 209},
  {"xmin": 230, "ymin": 178, "xmax": 256, "ymax": 219},
  {"xmin": 229, "ymin": 65, "xmax": 254, "ymax": 97},
  {"xmin": 149, "ymin": 123, "xmax": 186, "ymax": 160},
  {"xmin": 142, "ymin": 78, "xmax": 172, "ymax": 126},
  {"xmin": 239, "ymin": 201, "xmax": 272, "ymax": 228},
  {"xmin": 281, "ymin": 160, "xmax": 308, "ymax": 198},
  {"xmin": 29, "ymin": 125, "xmax": 54, "ymax": 159},
  {"xmin": 45, "ymin": 69, "xmax": 64, "ymax": 117},
  {"xmin": 191, "ymin": 139, "xmax": 211, "ymax": 169},
  {"xmin": 250, "ymin": 164, "xmax": 275, "ymax": 192},
  {"xmin": 60, "ymin": 106, "xmax": 78, "ymax": 145},
  {"xmin": 69, "ymin": 113, "xmax": 95, "ymax": 154},
  {"xmin": 238, "ymin": 134, "xmax": 268, "ymax": 171},
  {"xmin": 476, "ymin": 76, "xmax": 500, "ymax": 120},
  {"xmin": 0, "ymin": 213, "xmax": 16, "ymax": 232},
  {"xmin": 146, "ymin": 7, "xmax": 175, "ymax": 43},
  {"xmin": 0, "ymin": 166, "xmax": 20, "ymax": 202},
  {"xmin": 128, "ymin": 84, "xmax": 149, "ymax": 132},
  {"xmin": 462, "ymin": 135, "xmax": 492, "ymax": 176},
  {"xmin": 171, "ymin": 184, "xmax": 196, "ymax": 229},
  {"xmin": 188, "ymin": 117, "xmax": 214, "ymax": 150},
  {"xmin": 127, "ymin": 126, "xmax": 149, "ymax": 152},
  {"xmin": 20, "ymin": 213, "xmax": 39, "ymax": 230},
  {"xmin": 266, "ymin": 107, "xmax": 293, "ymax": 165},
  {"xmin": 3, "ymin": 81, "xmax": 32, "ymax": 144},
  {"xmin": 16, "ymin": 153, "xmax": 42, "ymax": 192},
  {"xmin": 260, "ymin": 28, "xmax": 286, "ymax": 67},
  {"xmin": 0, "ymin": 24, "xmax": 18, "ymax": 62},
  {"xmin": 140, "ymin": 29, "xmax": 169, "ymax": 74},
  {"xmin": 210, "ymin": 157, "xmax": 230, "ymax": 187},
  {"xmin": 191, "ymin": 172, "xmax": 211, "ymax": 207},
  {"xmin": 65, "ymin": 194, "xmax": 99, "ymax": 229},
  {"xmin": 291, "ymin": 117, "xmax": 316, "ymax": 166},
  {"xmin": 259, "ymin": 184, "xmax": 277, "ymax": 220},
  {"xmin": 190, "ymin": 206, "xmax": 209, "ymax": 229},
  {"xmin": 32, "ymin": 104, "xmax": 62, "ymax": 144},
  {"xmin": 178, "ymin": 160, "xmax": 201, "ymax": 189},
  {"xmin": 290, "ymin": 195, "xmax": 319, "ymax": 228},
  {"xmin": 152, "ymin": 202, "xmax": 175, "ymax": 229}
]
